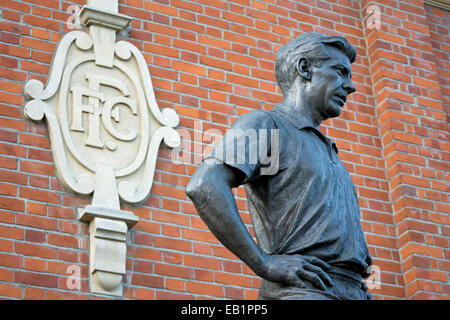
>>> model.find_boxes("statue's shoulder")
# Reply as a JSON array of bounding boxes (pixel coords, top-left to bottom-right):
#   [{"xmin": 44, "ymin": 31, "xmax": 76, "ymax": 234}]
[{"xmin": 233, "ymin": 109, "xmax": 278, "ymax": 130}]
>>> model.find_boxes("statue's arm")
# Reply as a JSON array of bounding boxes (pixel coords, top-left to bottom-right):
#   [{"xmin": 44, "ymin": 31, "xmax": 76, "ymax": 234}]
[
  {"xmin": 185, "ymin": 159, "xmax": 267, "ymax": 275},
  {"xmin": 186, "ymin": 159, "xmax": 334, "ymax": 290}
]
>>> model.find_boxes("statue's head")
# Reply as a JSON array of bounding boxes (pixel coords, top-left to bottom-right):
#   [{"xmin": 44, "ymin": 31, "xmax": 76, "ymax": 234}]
[{"xmin": 275, "ymin": 32, "xmax": 357, "ymax": 120}]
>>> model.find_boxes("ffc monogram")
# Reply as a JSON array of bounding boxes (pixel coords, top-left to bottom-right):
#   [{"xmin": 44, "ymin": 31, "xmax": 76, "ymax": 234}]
[{"xmin": 70, "ymin": 73, "xmax": 138, "ymax": 151}]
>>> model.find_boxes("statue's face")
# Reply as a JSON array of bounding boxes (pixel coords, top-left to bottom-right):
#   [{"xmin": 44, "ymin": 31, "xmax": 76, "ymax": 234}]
[{"xmin": 307, "ymin": 46, "xmax": 356, "ymax": 120}]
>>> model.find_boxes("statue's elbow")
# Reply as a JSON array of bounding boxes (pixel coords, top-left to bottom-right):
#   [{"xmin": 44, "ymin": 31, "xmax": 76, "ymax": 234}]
[
  {"xmin": 185, "ymin": 176, "xmax": 204, "ymax": 201},
  {"xmin": 185, "ymin": 180, "xmax": 196, "ymax": 199}
]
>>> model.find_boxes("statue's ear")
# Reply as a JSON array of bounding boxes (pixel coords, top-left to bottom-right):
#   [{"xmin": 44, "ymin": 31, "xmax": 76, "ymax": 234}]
[{"xmin": 297, "ymin": 58, "xmax": 311, "ymax": 81}]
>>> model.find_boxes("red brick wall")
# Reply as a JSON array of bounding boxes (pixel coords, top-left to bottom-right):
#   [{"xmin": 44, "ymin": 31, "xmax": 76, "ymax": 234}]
[
  {"xmin": 0, "ymin": 0, "xmax": 448, "ymax": 300},
  {"xmin": 361, "ymin": 0, "xmax": 449, "ymax": 299}
]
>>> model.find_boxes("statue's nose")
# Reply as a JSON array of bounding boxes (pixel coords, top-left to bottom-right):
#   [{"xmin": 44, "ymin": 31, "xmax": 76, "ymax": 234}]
[{"xmin": 344, "ymin": 78, "xmax": 356, "ymax": 95}]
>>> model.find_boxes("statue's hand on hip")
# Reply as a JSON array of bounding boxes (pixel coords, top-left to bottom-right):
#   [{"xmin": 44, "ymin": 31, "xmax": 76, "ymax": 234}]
[{"xmin": 259, "ymin": 254, "xmax": 334, "ymax": 291}]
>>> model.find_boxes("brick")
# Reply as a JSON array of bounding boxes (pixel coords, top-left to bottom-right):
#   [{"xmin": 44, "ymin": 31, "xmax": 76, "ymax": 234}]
[
  {"xmin": 184, "ymin": 254, "xmax": 221, "ymax": 270},
  {"xmin": 0, "ymin": 182, "xmax": 17, "ymax": 196},
  {"xmin": 0, "ymin": 283, "xmax": 22, "ymax": 298},
  {"xmin": 24, "ymin": 287, "xmax": 45, "ymax": 299},
  {"xmin": 59, "ymin": 221, "xmax": 79, "ymax": 234},
  {"xmin": 355, "ymin": 166, "xmax": 386, "ymax": 179},
  {"xmin": 131, "ymin": 273, "xmax": 164, "ymax": 288},
  {"xmin": 428, "ymin": 159, "xmax": 450, "ymax": 171},
  {"xmin": 152, "ymin": 209, "xmax": 189, "ymax": 226},
  {"xmin": 394, "ymin": 197, "xmax": 435, "ymax": 212},
  {"xmin": 366, "ymin": 234, "xmax": 397, "ymax": 249},
  {"xmin": 21, "ymin": 37, "xmax": 56, "ymax": 52},
  {"xmin": 0, "ymin": 24, "xmax": 29, "ymax": 40},
  {"xmin": 144, "ymin": 21, "xmax": 178, "ymax": 37},
  {"xmin": 173, "ymin": 18, "xmax": 204, "ymax": 33},
  {"xmin": 16, "ymin": 214, "xmax": 58, "ymax": 231},
  {"xmin": 186, "ymin": 281, "xmax": 224, "ymax": 297},
  {"xmin": 0, "ymin": 129, "xmax": 18, "ymax": 143},
  {"xmin": 143, "ymin": 43, "xmax": 179, "ymax": 58},
  {"xmin": 222, "ymin": 11, "xmax": 253, "ymax": 27},
  {"xmin": 162, "ymin": 251, "xmax": 182, "ymax": 265},
  {"xmin": 0, "ymin": 253, "xmax": 22, "ymax": 269},
  {"xmin": 154, "ymin": 263, "xmax": 194, "ymax": 279},
  {"xmin": 173, "ymin": 83, "xmax": 208, "ymax": 99},
  {"xmin": 392, "ymin": 175, "xmax": 431, "ymax": 189},
  {"xmin": 229, "ymin": 95, "xmax": 261, "ymax": 109},
  {"xmin": 215, "ymin": 272, "xmax": 252, "ymax": 287},
  {"xmin": 198, "ymin": 35, "xmax": 232, "ymax": 51},
  {"xmin": 414, "ymin": 77, "xmax": 441, "ymax": 91},
  {"xmin": 127, "ymin": 245, "xmax": 162, "ymax": 261},
  {"xmin": 47, "ymin": 260, "xmax": 81, "ymax": 276},
  {"xmin": 0, "ymin": 67, "xmax": 27, "ymax": 82},
  {"xmin": 25, "ymin": 229, "xmax": 46, "ymax": 243},
  {"xmin": 0, "ymin": 155, "xmax": 17, "ymax": 169},
  {"xmin": 2, "ymin": 0, "xmax": 30, "ymax": 12},
  {"xmin": 2, "ymin": 9, "xmax": 21, "ymax": 21},
  {"xmin": 29, "ymin": 175, "xmax": 49, "ymax": 189},
  {"xmin": 377, "ymin": 284, "xmax": 406, "ymax": 298},
  {"xmin": 194, "ymin": 268, "xmax": 213, "ymax": 283},
  {"xmin": 225, "ymin": 286, "xmax": 244, "ymax": 299},
  {"xmin": 199, "ymin": 78, "xmax": 233, "ymax": 92},
  {"xmin": 200, "ymin": 100, "xmax": 234, "ymax": 114},
  {"xmin": 46, "ymin": 290, "xmax": 90, "ymax": 300},
  {"xmin": 15, "ymin": 270, "xmax": 58, "ymax": 287},
  {"xmin": 224, "ymin": 31, "xmax": 256, "ymax": 47},
  {"xmin": 166, "ymin": 277, "xmax": 185, "ymax": 292},
  {"xmin": 245, "ymin": 288, "xmax": 259, "ymax": 300},
  {"xmin": 401, "ymin": 243, "xmax": 443, "ymax": 260},
  {"xmin": 0, "ymin": 241, "xmax": 13, "ymax": 254},
  {"xmin": 48, "ymin": 234, "xmax": 79, "ymax": 249},
  {"xmin": 24, "ymin": 257, "xmax": 46, "ymax": 272},
  {"xmin": 15, "ymin": 242, "xmax": 57, "ymax": 259},
  {"xmin": 173, "ymin": 60, "xmax": 207, "ymax": 76},
  {"xmin": 145, "ymin": 2, "xmax": 178, "ymax": 16},
  {"xmin": 0, "ymin": 197, "xmax": 25, "ymax": 212},
  {"xmin": 156, "ymin": 290, "xmax": 194, "ymax": 300},
  {"xmin": 153, "ymin": 236, "xmax": 191, "ymax": 252},
  {"xmin": 20, "ymin": 60, "xmax": 50, "ymax": 74},
  {"xmin": 0, "ymin": 225, "xmax": 24, "ymax": 240},
  {"xmin": 20, "ymin": 187, "xmax": 60, "ymax": 204},
  {"xmin": 182, "ymin": 228, "xmax": 219, "ymax": 244},
  {"xmin": 57, "ymin": 249, "xmax": 80, "ymax": 264}
]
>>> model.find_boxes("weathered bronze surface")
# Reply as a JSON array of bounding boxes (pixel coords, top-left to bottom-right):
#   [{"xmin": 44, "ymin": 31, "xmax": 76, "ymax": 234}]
[{"xmin": 186, "ymin": 33, "xmax": 373, "ymax": 300}]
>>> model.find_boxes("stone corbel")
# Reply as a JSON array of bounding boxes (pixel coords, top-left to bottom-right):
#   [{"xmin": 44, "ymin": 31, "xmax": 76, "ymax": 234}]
[
  {"xmin": 77, "ymin": 163, "xmax": 138, "ymax": 296},
  {"xmin": 79, "ymin": 206, "xmax": 136, "ymax": 296}
]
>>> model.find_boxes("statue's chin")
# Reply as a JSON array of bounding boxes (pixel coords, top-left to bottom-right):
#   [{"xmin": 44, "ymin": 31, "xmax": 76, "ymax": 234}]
[{"xmin": 324, "ymin": 102, "xmax": 343, "ymax": 120}]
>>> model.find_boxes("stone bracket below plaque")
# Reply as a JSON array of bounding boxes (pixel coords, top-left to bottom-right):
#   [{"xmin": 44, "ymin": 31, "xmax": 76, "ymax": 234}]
[{"xmin": 78, "ymin": 206, "xmax": 138, "ymax": 296}]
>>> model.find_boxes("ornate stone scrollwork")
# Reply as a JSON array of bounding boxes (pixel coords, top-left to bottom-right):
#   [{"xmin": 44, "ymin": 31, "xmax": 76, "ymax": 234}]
[{"xmin": 23, "ymin": 0, "xmax": 180, "ymax": 296}]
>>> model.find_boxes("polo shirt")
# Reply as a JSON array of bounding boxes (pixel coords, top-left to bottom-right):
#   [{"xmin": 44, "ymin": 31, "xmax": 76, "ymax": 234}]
[{"xmin": 207, "ymin": 103, "xmax": 372, "ymax": 276}]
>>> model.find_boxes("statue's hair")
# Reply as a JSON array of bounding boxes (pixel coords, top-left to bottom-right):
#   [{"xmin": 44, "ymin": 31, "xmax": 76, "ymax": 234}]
[{"xmin": 275, "ymin": 32, "xmax": 357, "ymax": 95}]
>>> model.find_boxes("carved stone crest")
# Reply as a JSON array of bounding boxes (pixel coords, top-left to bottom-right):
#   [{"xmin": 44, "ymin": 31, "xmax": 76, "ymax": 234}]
[{"xmin": 23, "ymin": 0, "xmax": 180, "ymax": 296}]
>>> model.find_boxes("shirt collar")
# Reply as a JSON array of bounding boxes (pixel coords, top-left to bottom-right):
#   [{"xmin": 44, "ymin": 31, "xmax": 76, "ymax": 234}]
[
  {"xmin": 272, "ymin": 103, "xmax": 339, "ymax": 154},
  {"xmin": 272, "ymin": 103, "xmax": 312, "ymax": 130}
]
